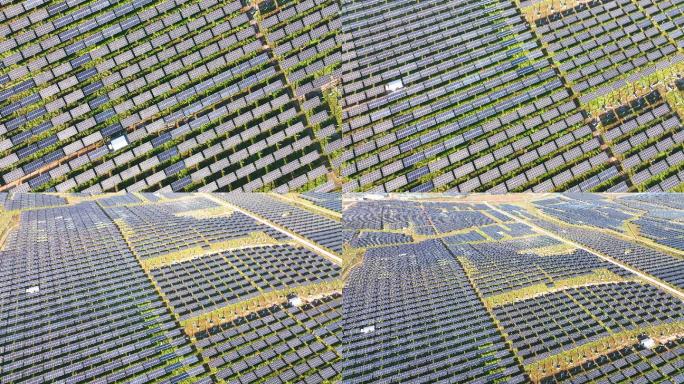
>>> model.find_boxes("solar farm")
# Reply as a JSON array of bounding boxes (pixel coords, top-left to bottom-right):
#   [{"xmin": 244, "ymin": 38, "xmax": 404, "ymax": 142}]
[
  {"xmin": 3, "ymin": 0, "xmax": 684, "ymax": 195},
  {"xmin": 0, "ymin": 0, "xmax": 343, "ymax": 193},
  {"xmin": 4, "ymin": 0, "xmax": 684, "ymax": 381},
  {"xmin": 340, "ymin": 0, "xmax": 684, "ymax": 193},
  {"xmin": 0, "ymin": 192, "xmax": 343, "ymax": 383},
  {"xmin": 343, "ymin": 193, "xmax": 684, "ymax": 383}
]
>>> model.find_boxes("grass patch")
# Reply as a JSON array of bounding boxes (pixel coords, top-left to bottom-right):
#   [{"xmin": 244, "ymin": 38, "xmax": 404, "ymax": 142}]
[
  {"xmin": 484, "ymin": 269, "xmax": 626, "ymax": 307},
  {"xmin": 141, "ymin": 231, "xmax": 283, "ymax": 270},
  {"xmin": 586, "ymin": 61, "xmax": 684, "ymax": 118},
  {"xmin": 526, "ymin": 321, "xmax": 684, "ymax": 382},
  {"xmin": 182, "ymin": 279, "xmax": 343, "ymax": 337},
  {"xmin": 518, "ymin": 243, "xmax": 577, "ymax": 256},
  {"xmin": 173, "ymin": 206, "xmax": 235, "ymax": 219}
]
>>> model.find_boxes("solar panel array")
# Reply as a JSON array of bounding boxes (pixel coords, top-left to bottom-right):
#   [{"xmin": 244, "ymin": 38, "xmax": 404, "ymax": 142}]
[
  {"xmin": 151, "ymin": 244, "xmax": 340, "ymax": 319},
  {"xmin": 535, "ymin": 0, "xmax": 678, "ymax": 104},
  {"xmin": 640, "ymin": 0, "xmax": 684, "ymax": 49},
  {"xmin": 503, "ymin": 194, "xmax": 684, "ymax": 291},
  {"xmin": 2, "ymin": 191, "xmax": 67, "ymax": 209},
  {"xmin": 106, "ymin": 202, "xmax": 288, "ymax": 259},
  {"xmin": 534, "ymin": 195, "xmax": 635, "ymax": 231},
  {"xmin": 343, "ymin": 240, "xmax": 528, "ymax": 383},
  {"xmin": 343, "ymin": 194, "xmax": 684, "ymax": 383},
  {"xmin": 0, "ymin": 0, "xmax": 341, "ymax": 193},
  {"xmin": 515, "ymin": 193, "xmax": 684, "ymax": 278},
  {"xmin": 0, "ymin": 192, "xmax": 343, "ymax": 383},
  {"xmin": 301, "ymin": 191, "xmax": 342, "ymax": 212},
  {"xmin": 620, "ymin": 192, "xmax": 684, "ymax": 210},
  {"xmin": 633, "ymin": 215, "xmax": 684, "ymax": 251},
  {"xmin": 3, "ymin": 0, "xmax": 683, "ymax": 194},
  {"xmin": 339, "ymin": 0, "xmax": 684, "ymax": 193},
  {"xmin": 0, "ymin": 202, "xmax": 206, "ymax": 383},
  {"xmin": 221, "ymin": 192, "xmax": 343, "ymax": 253},
  {"xmin": 94, "ymin": 191, "xmax": 142, "ymax": 206},
  {"xmin": 195, "ymin": 293, "xmax": 343, "ymax": 383},
  {"xmin": 536, "ymin": 218, "xmax": 684, "ymax": 290},
  {"xmin": 597, "ymin": 91, "xmax": 684, "ymax": 192},
  {"xmin": 541, "ymin": 336, "xmax": 684, "ymax": 383},
  {"xmin": 2, "ymin": 191, "xmax": 684, "ymax": 383},
  {"xmin": 343, "ymin": 199, "xmax": 511, "ymax": 235},
  {"xmin": 494, "ymin": 282, "xmax": 684, "ymax": 364},
  {"xmin": 348, "ymin": 230, "xmax": 413, "ymax": 248},
  {"xmin": 449, "ymin": 239, "xmax": 632, "ymax": 297}
]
